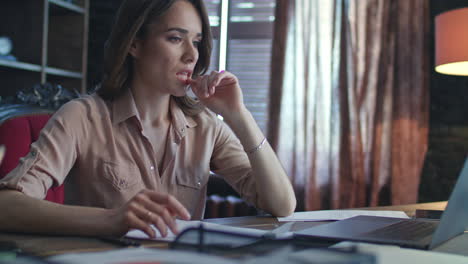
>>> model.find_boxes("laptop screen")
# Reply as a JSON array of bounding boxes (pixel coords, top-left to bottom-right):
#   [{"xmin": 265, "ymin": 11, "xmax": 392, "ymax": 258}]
[{"xmin": 429, "ymin": 158, "xmax": 468, "ymax": 249}]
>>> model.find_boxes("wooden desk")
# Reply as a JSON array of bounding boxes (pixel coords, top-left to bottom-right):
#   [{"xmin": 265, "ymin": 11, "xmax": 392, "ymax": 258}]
[
  {"xmin": 361, "ymin": 201, "xmax": 447, "ymax": 217},
  {"xmin": 0, "ymin": 232, "xmax": 170, "ymax": 257},
  {"xmin": 0, "ymin": 201, "xmax": 459, "ymax": 258}
]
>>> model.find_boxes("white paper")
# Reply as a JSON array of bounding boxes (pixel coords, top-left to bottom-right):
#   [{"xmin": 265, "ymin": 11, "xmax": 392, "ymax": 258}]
[
  {"xmin": 125, "ymin": 219, "xmax": 267, "ymax": 241},
  {"xmin": 48, "ymin": 247, "xmax": 238, "ymax": 264},
  {"xmin": 48, "ymin": 240, "xmax": 468, "ymax": 264},
  {"xmin": 278, "ymin": 210, "xmax": 409, "ymax": 222},
  {"xmin": 331, "ymin": 242, "xmax": 468, "ymax": 264}
]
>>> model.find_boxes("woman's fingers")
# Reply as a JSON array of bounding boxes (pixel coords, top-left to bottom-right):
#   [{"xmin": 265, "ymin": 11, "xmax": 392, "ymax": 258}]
[
  {"xmin": 122, "ymin": 191, "xmax": 190, "ymax": 238},
  {"xmin": 124, "ymin": 205, "xmax": 156, "ymax": 238},
  {"xmin": 189, "ymin": 76, "xmax": 207, "ymax": 99},
  {"xmin": 189, "ymin": 70, "xmax": 231, "ymax": 99},
  {"xmin": 207, "ymin": 70, "xmax": 218, "ymax": 95},
  {"xmin": 201, "ymin": 75, "xmax": 210, "ymax": 98},
  {"xmin": 127, "ymin": 199, "xmax": 169, "ymax": 238},
  {"xmin": 211, "ymin": 71, "xmax": 236, "ymax": 89},
  {"xmin": 146, "ymin": 191, "xmax": 191, "ymax": 220},
  {"xmin": 146, "ymin": 211, "xmax": 168, "ymax": 237},
  {"xmin": 136, "ymin": 193, "xmax": 179, "ymax": 235},
  {"xmin": 187, "ymin": 70, "xmax": 244, "ymax": 117}
]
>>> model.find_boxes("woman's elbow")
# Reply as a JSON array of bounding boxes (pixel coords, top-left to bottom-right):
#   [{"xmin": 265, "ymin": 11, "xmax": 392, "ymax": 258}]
[
  {"xmin": 265, "ymin": 195, "xmax": 296, "ymax": 217},
  {"xmin": 276, "ymin": 197, "xmax": 296, "ymax": 217}
]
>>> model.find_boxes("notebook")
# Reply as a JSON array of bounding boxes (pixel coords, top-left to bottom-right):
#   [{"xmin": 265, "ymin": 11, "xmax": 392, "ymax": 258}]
[{"xmin": 295, "ymin": 158, "xmax": 468, "ymax": 250}]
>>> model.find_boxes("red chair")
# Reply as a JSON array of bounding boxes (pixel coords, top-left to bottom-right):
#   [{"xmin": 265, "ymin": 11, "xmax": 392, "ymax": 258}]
[{"xmin": 0, "ymin": 106, "xmax": 64, "ymax": 204}]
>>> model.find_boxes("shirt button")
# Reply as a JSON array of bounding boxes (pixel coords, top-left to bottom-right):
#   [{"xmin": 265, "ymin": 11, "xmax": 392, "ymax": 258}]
[
  {"xmin": 31, "ymin": 151, "xmax": 37, "ymax": 156},
  {"xmin": 150, "ymin": 166, "xmax": 155, "ymax": 171},
  {"xmin": 197, "ymin": 181, "xmax": 201, "ymax": 186},
  {"xmin": 181, "ymin": 128, "xmax": 185, "ymax": 133}
]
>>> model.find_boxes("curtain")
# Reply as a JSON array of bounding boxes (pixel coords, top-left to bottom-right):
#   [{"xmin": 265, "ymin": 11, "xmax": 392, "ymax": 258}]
[{"xmin": 268, "ymin": 0, "xmax": 430, "ymax": 211}]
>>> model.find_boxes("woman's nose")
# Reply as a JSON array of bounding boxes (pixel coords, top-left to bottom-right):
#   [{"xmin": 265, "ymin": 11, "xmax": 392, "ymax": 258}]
[{"xmin": 182, "ymin": 42, "xmax": 198, "ymax": 64}]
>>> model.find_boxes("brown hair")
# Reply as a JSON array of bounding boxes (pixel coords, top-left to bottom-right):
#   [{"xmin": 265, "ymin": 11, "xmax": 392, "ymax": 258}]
[{"xmin": 98, "ymin": 0, "xmax": 212, "ymax": 115}]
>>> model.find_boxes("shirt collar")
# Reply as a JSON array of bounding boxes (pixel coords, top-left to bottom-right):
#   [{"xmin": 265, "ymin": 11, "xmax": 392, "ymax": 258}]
[
  {"xmin": 112, "ymin": 89, "xmax": 141, "ymax": 125},
  {"xmin": 112, "ymin": 90, "xmax": 198, "ymax": 137},
  {"xmin": 169, "ymin": 97, "xmax": 197, "ymax": 140}
]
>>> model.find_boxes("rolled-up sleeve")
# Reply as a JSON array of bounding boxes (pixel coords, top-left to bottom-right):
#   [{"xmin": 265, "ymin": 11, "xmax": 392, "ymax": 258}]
[
  {"xmin": 0, "ymin": 101, "xmax": 81, "ymax": 199},
  {"xmin": 209, "ymin": 119, "xmax": 258, "ymax": 207}
]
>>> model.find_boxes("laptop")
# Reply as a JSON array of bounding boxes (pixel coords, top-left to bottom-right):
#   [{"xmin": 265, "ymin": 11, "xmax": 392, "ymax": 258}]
[{"xmin": 295, "ymin": 158, "xmax": 468, "ymax": 250}]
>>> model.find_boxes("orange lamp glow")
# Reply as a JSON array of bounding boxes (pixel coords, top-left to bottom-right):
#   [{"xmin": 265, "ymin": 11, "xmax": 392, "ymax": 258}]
[{"xmin": 435, "ymin": 7, "xmax": 468, "ymax": 76}]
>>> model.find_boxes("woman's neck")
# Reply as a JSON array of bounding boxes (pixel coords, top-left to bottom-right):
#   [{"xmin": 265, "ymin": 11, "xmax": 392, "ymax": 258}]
[{"xmin": 130, "ymin": 80, "xmax": 171, "ymax": 128}]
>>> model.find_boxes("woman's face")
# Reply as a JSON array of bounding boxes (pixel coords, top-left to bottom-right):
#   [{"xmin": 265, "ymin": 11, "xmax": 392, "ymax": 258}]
[{"xmin": 130, "ymin": 0, "xmax": 202, "ymax": 97}]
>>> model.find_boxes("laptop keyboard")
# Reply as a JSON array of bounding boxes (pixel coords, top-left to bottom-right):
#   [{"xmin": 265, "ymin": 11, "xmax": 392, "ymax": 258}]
[{"xmin": 361, "ymin": 220, "xmax": 438, "ymax": 241}]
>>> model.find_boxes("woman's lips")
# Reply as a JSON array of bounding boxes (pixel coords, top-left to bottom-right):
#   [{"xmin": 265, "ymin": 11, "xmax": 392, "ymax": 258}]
[{"xmin": 176, "ymin": 71, "xmax": 192, "ymax": 85}]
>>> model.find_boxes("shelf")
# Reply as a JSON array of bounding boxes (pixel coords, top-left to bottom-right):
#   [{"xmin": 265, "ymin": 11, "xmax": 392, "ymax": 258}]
[
  {"xmin": 0, "ymin": 59, "xmax": 42, "ymax": 72},
  {"xmin": 0, "ymin": 0, "xmax": 88, "ymax": 95},
  {"xmin": 48, "ymin": 0, "xmax": 85, "ymax": 14},
  {"xmin": 0, "ymin": 59, "xmax": 81, "ymax": 79},
  {"xmin": 46, "ymin": 67, "xmax": 82, "ymax": 78}
]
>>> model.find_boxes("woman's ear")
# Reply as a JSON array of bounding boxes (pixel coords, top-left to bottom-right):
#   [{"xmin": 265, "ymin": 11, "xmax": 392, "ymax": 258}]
[{"xmin": 129, "ymin": 38, "xmax": 140, "ymax": 58}]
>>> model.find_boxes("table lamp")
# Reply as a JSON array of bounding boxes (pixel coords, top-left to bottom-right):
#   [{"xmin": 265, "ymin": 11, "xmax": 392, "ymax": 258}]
[{"xmin": 435, "ymin": 7, "xmax": 468, "ymax": 76}]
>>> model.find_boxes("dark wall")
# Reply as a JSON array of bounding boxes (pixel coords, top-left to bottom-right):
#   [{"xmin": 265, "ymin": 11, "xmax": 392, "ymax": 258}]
[
  {"xmin": 87, "ymin": 0, "xmax": 122, "ymax": 89},
  {"xmin": 418, "ymin": 0, "xmax": 468, "ymax": 202}
]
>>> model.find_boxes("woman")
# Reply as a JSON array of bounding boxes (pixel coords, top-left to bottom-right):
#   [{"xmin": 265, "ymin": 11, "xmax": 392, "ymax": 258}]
[{"xmin": 0, "ymin": 0, "xmax": 295, "ymax": 238}]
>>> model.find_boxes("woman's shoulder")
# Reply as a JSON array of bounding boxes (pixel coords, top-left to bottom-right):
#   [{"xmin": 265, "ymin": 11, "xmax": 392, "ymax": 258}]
[
  {"xmin": 54, "ymin": 93, "xmax": 109, "ymax": 121},
  {"xmin": 192, "ymin": 108, "xmax": 223, "ymax": 127},
  {"xmin": 190, "ymin": 109, "xmax": 236, "ymax": 139}
]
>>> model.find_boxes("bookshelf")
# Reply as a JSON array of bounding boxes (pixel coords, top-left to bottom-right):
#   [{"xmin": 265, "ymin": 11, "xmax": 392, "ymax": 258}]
[{"xmin": 0, "ymin": 0, "xmax": 89, "ymax": 97}]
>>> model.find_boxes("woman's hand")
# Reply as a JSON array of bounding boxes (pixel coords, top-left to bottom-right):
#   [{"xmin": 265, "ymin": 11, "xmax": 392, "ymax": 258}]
[
  {"xmin": 0, "ymin": 145, "xmax": 5, "ymax": 165},
  {"xmin": 109, "ymin": 190, "xmax": 190, "ymax": 238},
  {"xmin": 189, "ymin": 70, "xmax": 245, "ymax": 118}
]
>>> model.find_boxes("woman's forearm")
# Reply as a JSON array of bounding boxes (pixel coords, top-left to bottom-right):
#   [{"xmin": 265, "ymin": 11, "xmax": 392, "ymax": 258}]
[
  {"xmin": 0, "ymin": 190, "xmax": 117, "ymax": 236},
  {"xmin": 223, "ymin": 107, "xmax": 296, "ymax": 216}
]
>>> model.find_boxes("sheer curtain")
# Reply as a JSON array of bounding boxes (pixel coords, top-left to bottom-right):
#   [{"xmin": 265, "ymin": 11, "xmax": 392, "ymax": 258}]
[{"xmin": 268, "ymin": 0, "xmax": 430, "ymax": 211}]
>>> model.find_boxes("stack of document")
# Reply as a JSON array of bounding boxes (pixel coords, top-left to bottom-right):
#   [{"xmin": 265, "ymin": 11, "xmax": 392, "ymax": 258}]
[
  {"xmin": 278, "ymin": 210, "xmax": 409, "ymax": 222},
  {"xmin": 125, "ymin": 210, "xmax": 409, "ymax": 242},
  {"xmin": 126, "ymin": 219, "xmax": 268, "ymax": 242}
]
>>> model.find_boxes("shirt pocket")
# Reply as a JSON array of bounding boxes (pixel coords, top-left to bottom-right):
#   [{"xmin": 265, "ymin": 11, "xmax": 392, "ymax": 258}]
[
  {"xmin": 175, "ymin": 169, "xmax": 209, "ymax": 190},
  {"xmin": 102, "ymin": 161, "xmax": 142, "ymax": 191}
]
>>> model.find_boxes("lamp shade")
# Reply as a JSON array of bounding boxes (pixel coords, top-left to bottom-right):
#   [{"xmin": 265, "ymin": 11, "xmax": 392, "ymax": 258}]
[{"xmin": 435, "ymin": 7, "xmax": 468, "ymax": 76}]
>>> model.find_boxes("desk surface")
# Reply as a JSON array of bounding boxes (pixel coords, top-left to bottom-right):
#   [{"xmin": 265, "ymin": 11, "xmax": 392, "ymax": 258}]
[{"xmin": 0, "ymin": 201, "xmax": 453, "ymax": 257}]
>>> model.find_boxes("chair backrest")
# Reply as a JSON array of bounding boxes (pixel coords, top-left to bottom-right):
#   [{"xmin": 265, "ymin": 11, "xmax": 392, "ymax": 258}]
[
  {"xmin": 0, "ymin": 108, "xmax": 64, "ymax": 204},
  {"xmin": 0, "ymin": 83, "xmax": 78, "ymax": 204}
]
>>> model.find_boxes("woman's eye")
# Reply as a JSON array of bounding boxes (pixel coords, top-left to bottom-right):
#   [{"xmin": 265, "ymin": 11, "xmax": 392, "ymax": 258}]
[
  {"xmin": 168, "ymin": 36, "xmax": 182, "ymax": 43},
  {"xmin": 193, "ymin": 40, "xmax": 201, "ymax": 47}
]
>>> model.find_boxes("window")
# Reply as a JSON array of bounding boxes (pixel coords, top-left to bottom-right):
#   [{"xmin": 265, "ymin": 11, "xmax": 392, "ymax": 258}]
[{"xmin": 204, "ymin": 0, "xmax": 275, "ymax": 134}]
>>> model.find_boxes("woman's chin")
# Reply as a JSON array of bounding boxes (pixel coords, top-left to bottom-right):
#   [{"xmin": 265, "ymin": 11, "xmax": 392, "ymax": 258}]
[
  {"xmin": 171, "ymin": 87, "xmax": 188, "ymax": 97},
  {"xmin": 169, "ymin": 80, "xmax": 192, "ymax": 97}
]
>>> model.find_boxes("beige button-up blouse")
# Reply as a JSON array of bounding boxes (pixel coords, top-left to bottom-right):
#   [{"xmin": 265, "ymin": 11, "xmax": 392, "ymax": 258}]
[{"xmin": 0, "ymin": 91, "xmax": 257, "ymax": 219}]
